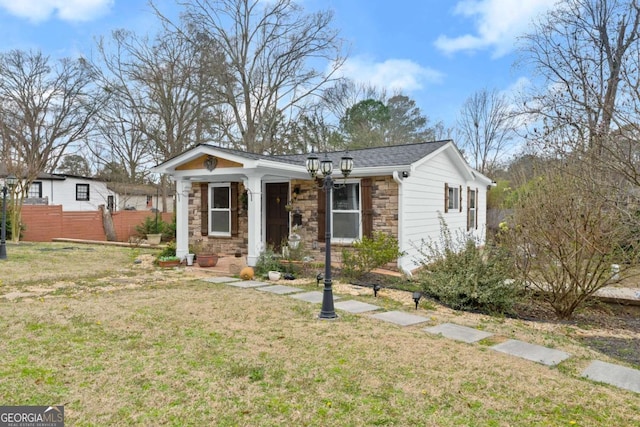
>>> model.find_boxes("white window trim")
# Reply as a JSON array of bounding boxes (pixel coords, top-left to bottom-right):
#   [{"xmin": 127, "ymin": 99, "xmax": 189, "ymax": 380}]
[
  {"xmin": 208, "ymin": 182, "xmax": 231, "ymax": 237},
  {"xmin": 331, "ymin": 179, "xmax": 361, "ymax": 244}
]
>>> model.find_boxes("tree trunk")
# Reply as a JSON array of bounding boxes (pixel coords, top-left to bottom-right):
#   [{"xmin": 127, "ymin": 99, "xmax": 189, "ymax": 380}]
[{"xmin": 100, "ymin": 204, "xmax": 117, "ymax": 241}]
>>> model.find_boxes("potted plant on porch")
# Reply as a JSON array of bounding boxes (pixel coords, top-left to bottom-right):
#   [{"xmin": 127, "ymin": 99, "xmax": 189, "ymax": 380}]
[{"xmin": 190, "ymin": 240, "xmax": 219, "ymax": 267}]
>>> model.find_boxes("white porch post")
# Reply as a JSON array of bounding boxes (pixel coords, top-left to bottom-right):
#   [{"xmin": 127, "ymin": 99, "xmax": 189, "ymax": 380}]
[
  {"xmin": 175, "ymin": 179, "xmax": 191, "ymax": 260},
  {"xmin": 244, "ymin": 175, "xmax": 263, "ymax": 266}
]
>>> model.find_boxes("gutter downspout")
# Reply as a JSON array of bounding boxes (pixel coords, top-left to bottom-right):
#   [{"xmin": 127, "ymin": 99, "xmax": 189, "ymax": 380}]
[{"xmin": 392, "ymin": 171, "xmax": 410, "ymax": 277}]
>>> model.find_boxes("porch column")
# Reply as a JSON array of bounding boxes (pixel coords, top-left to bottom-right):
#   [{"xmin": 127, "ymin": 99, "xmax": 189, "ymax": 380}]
[
  {"xmin": 244, "ymin": 174, "xmax": 263, "ymax": 266},
  {"xmin": 175, "ymin": 179, "xmax": 191, "ymax": 260}
]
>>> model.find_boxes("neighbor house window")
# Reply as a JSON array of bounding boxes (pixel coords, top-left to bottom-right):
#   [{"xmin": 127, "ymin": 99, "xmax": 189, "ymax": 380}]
[
  {"xmin": 28, "ymin": 182, "xmax": 42, "ymax": 198},
  {"xmin": 209, "ymin": 183, "xmax": 231, "ymax": 236},
  {"xmin": 332, "ymin": 182, "xmax": 360, "ymax": 242},
  {"xmin": 76, "ymin": 184, "xmax": 90, "ymax": 201},
  {"xmin": 444, "ymin": 183, "xmax": 461, "ymax": 212},
  {"xmin": 467, "ymin": 187, "xmax": 477, "ymax": 230}
]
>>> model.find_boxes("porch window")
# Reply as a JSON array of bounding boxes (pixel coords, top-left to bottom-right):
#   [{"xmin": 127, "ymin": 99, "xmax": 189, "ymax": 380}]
[
  {"xmin": 209, "ymin": 183, "xmax": 231, "ymax": 236},
  {"xmin": 467, "ymin": 187, "xmax": 477, "ymax": 230},
  {"xmin": 28, "ymin": 182, "xmax": 42, "ymax": 198},
  {"xmin": 332, "ymin": 182, "xmax": 360, "ymax": 242},
  {"xmin": 76, "ymin": 184, "xmax": 90, "ymax": 201}
]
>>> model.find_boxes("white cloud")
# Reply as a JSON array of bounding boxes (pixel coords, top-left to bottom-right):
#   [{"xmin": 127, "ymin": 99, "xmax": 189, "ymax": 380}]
[
  {"xmin": 0, "ymin": 0, "xmax": 113, "ymax": 23},
  {"xmin": 434, "ymin": 0, "xmax": 556, "ymax": 57},
  {"xmin": 336, "ymin": 56, "xmax": 443, "ymax": 93}
]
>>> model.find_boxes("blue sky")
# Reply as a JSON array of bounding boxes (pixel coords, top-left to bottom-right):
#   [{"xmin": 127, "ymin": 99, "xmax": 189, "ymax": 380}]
[{"xmin": 0, "ymin": 0, "xmax": 555, "ymax": 133}]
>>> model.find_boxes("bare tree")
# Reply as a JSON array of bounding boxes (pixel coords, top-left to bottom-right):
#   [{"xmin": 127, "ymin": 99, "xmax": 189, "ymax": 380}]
[
  {"xmin": 518, "ymin": 0, "xmax": 640, "ymax": 154},
  {"xmin": 457, "ymin": 88, "xmax": 516, "ymax": 175},
  {"xmin": 93, "ymin": 26, "xmax": 222, "ymax": 210},
  {"xmin": 0, "ymin": 49, "xmax": 100, "ymax": 240},
  {"xmin": 158, "ymin": 0, "xmax": 346, "ymax": 154},
  {"xmin": 502, "ymin": 159, "xmax": 638, "ymax": 319}
]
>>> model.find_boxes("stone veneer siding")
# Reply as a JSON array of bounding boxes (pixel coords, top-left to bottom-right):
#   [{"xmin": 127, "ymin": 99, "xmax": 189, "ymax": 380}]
[
  {"xmin": 189, "ymin": 182, "xmax": 248, "ymax": 255},
  {"xmin": 187, "ymin": 176, "xmax": 398, "ymax": 264},
  {"xmin": 291, "ymin": 175, "xmax": 399, "ymax": 265}
]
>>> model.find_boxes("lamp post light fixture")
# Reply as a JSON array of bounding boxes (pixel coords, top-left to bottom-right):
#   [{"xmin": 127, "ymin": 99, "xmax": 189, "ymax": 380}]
[
  {"xmin": 306, "ymin": 150, "xmax": 353, "ymax": 319},
  {"xmin": 0, "ymin": 174, "xmax": 17, "ymax": 260}
]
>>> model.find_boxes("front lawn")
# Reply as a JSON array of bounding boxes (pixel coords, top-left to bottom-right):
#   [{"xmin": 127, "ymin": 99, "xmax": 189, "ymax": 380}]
[{"xmin": 0, "ymin": 243, "xmax": 638, "ymax": 425}]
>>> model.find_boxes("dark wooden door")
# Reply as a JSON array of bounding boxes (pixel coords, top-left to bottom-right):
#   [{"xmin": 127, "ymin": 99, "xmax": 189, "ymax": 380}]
[{"xmin": 265, "ymin": 183, "xmax": 289, "ymax": 250}]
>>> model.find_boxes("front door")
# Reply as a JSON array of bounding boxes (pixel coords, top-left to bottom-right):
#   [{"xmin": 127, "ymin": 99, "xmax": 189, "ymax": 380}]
[{"xmin": 265, "ymin": 182, "xmax": 289, "ymax": 251}]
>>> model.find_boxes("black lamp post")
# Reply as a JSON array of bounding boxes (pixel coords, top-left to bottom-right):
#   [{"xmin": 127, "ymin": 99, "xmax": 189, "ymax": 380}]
[
  {"xmin": 306, "ymin": 151, "xmax": 353, "ymax": 319},
  {"xmin": 0, "ymin": 174, "xmax": 17, "ymax": 260}
]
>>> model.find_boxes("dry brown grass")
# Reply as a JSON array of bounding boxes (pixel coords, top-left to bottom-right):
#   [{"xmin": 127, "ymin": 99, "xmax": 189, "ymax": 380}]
[{"xmin": 0, "ymin": 243, "xmax": 639, "ymax": 425}]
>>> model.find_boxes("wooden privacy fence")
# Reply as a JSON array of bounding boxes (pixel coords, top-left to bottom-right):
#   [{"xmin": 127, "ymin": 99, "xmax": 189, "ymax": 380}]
[{"xmin": 20, "ymin": 205, "xmax": 173, "ymax": 243}]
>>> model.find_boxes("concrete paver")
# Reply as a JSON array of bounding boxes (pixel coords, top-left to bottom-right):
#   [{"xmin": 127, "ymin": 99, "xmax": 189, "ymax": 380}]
[
  {"xmin": 424, "ymin": 323, "xmax": 493, "ymax": 343},
  {"xmin": 582, "ymin": 360, "xmax": 640, "ymax": 394},
  {"xmin": 334, "ymin": 300, "xmax": 381, "ymax": 313},
  {"xmin": 201, "ymin": 276, "xmax": 241, "ymax": 284},
  {"xmin": 289, "ymin": 291, "xmax": 342, "ymax": 304},
  {"xmin": 225, "ymin": 280, "xmax": 269, "ymax": 288},
  {"xmin": 370, "ymin": 310, "xmax": 431, "ymax": 326},
  {"xmin": 257, "ymin": 284, "xmax": 303, "ymax": 295},
  {"xmin": 491, "ymin": 339, "xmax": 571, "ymax": 366}
]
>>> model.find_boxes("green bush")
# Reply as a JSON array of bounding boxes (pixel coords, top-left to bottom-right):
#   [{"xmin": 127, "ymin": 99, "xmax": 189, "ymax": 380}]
[
  {"xmin": 158, "ymin": 241, "xmax": 177, "ymax": 258},
  {"xmin": 135, "ymin": 215, "xmax": 174, "ymax": 241},
  {"xmin": 0, "ymin": 202, "xmax": 23, "ymax": 240},
  {"xmin": 254, "ymin": 247, "xmax": 282, "ymax": 277},
  {"xmin": 417, "ymin": 217, "xmax": 521, "ymax": 315},
  {"xmin": 341, "ymin": 232, "xmax": 404, "ymax": 280}
]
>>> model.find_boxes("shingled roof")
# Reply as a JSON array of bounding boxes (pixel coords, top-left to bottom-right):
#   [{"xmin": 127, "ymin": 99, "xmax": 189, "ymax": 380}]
[{"xmin": 201, "ymin": 140, "xmax": 451, "ymax": 168}]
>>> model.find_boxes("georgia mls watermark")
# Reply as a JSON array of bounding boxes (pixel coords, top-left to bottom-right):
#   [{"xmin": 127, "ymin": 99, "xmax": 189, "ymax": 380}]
[{"xmin": 0, "ymin": 406, "xmax": 64, "ymax": 427}]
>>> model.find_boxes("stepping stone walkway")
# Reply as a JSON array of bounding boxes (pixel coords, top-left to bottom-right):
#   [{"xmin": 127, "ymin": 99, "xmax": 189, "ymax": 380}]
[
  {"xmin": 257, "ymin": 284, "xmax": 302, "ymax": 295},
  {"xmin": 334, "ymin": 300, "xmax": 381, "ymax": 313},
  {"xmin": 210, "ymin": 276, "xmax": 640, "ymax": 394},
  {"xmin": 370, "ymin": 310, "xmax": 430, "ymax": 326},
  {"xmin": 200, "ymin": 277, "xmax": 241, "ymax": 284},
  {"xmin": 491, "ymin": 339, "xmax": 571, "ymax": 366},
  {"xmin": 289, "ymin": 291, "xmax": 341, "ymax": 304},
  {"xmin": 424, "ymin": 323, "xmax": 493, "ymax": 344},
  {"xmin": 224, "ymin": 280, "xmax": 266, "ymax": 288},
  {"xmin": 582, "ymin": 361, "xmax": 640, "ymax": 394}
]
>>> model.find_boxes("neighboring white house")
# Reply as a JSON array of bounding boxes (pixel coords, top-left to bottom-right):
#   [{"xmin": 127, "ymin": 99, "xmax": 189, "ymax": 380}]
[
  {"xmin": 107, "ymin": 183, "xmax": 174, "ymax": 213},
  {"xmin": 152, "ymin": 140, "xmax": 493, "ymax": 273},
  {"xmin": 24, "ymin": 173, "xmax": 116, "ymax": 211}
]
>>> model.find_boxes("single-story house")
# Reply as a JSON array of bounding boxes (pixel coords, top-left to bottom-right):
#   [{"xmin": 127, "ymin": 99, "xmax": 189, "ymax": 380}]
[
  {"xmin": 22, "ymin": 173, "xmax": 116, "ymax": 212},
  {"xmin": 152, "ymin": 139, "xmax": 493, "ymax": 274},
  {"xmin": 106, "ymin": 183, "xmax": 174, "ymax": 213}
]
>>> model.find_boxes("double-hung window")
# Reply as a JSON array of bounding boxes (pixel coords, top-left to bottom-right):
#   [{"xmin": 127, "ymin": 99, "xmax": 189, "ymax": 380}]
[
  {"xmin": 76, "ymin": 184, "xmax": 90, "ymax": 201},
  {"xmin": 28, "ymin": 182, "xmax": 42, "ymax": 198},
  {"xmin": 209, "ymin": 183, "xmax": 231, "ymax": 236},
  {"xmin": 332, "ymin": 181, "xmax": 360, "ymax": 242},
  {"xmin": 444, "ymin": 183, "xmax": 460, "ymax": 212},
  {"xmin": 467, "ymin": 187, "xmax": 477, "ymax": 230}
]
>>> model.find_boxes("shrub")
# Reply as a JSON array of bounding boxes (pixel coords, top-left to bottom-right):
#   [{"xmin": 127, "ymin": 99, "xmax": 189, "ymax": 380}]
[
  {"xmin": 341, "ymin": 232, "xmax": 404, "ymax": 280},
  {"xmin": 417, "ymin": 216, "xmax": 521, "ymax": 315},
  {"xmin": 254, "ymin": 247, "xmax": 282, "ymax": 277},
  {"xmin": 135, "ymin": 215, "xmax": 175, "ymax": 242},
  {"xmin": 158, "ymin": 241, "xmax": 177, "ymax": 258},
  {"xmin": 135, "ymin": 215, "xmax": 166, "ymax": 236}
]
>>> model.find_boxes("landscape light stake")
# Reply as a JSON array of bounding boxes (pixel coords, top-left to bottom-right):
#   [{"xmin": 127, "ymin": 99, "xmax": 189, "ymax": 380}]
[{"xmin": 413, "ymin": 291, "xmax": 422, "ymax": 310}]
